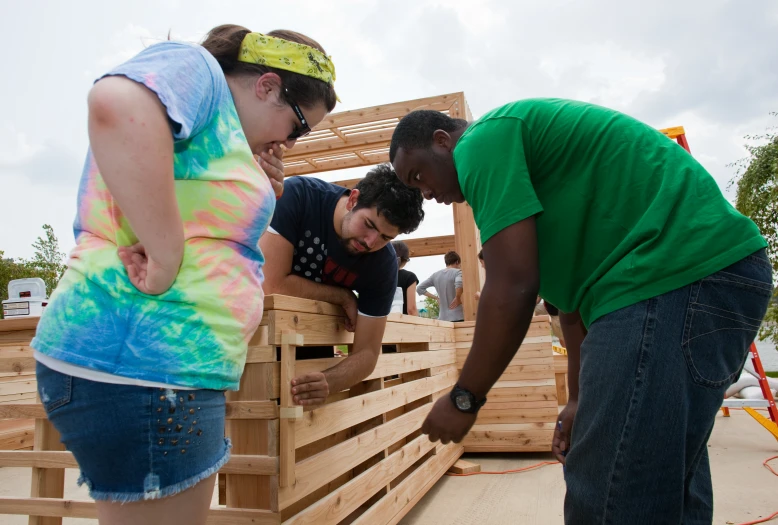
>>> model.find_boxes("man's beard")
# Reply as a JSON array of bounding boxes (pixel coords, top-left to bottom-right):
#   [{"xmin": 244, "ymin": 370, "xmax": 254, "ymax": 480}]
[{"xmin": 339, "ymin": 214, "xmax": 370, "ymax": 255}]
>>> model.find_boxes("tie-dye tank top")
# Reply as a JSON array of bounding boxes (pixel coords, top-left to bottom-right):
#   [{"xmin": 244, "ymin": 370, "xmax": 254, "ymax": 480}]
[{"xmin": 32, "ymin": 42, "xmax": 275, "ymax": 391}]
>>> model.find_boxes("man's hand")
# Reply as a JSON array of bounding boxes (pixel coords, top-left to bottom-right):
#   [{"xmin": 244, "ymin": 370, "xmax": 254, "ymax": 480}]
[
  {"xmin": 339, "ymin": 289, "xmax": 358, "ymax": 332},
  {"xmin": 449, "ymin": 297, "xmax": 462, "ymax": 310},
  {"xmin": 257, "ymin": 143, "xmax": 285, "ymax": 199},
  {"xmin": 118, "ymin": 243, "xmax": 181, "ymax": 295},
  {"xmin": 421, "ymin": 396, "xmax": 477, "ymax": 444},
  {"xmin": 474, "ymin": 291, "xmax": 481, "ymax": 301},
  {"xmin": 552, "ymin": 400, "xmax": 577, "ymax": 464},
  {"xmin": 291, "ymin": 372, "xmax": 330, "ymax": 406}
]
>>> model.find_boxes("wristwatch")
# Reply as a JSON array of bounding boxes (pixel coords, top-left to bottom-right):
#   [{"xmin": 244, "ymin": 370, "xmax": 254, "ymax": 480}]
[{"xmin": 450, "ymin": 384, "xmax": 487, "ymax": 414}]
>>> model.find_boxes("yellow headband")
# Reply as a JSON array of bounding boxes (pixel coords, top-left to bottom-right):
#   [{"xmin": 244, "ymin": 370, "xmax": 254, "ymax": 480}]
[{"xmin": 238, "ymin": 32, "xmax": 337, "ymax": 87}]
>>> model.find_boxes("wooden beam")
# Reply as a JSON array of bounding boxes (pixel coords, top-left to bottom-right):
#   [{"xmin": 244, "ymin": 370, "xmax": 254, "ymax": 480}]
[
  {"xmin": 330, "ymin": 177, "xmax": 362, "ymax": 189},
  {"xmin": 0, "ymin": 498, "xmax": 281, "ymax": 524},
  {"xmin": 447, "ymin": 459, "xmax": 481, "ymax": 475},
  {"xmin": 402, "ymin": 235, "xmax": 456, "ymax": 258},
  {"xmin": 279, "ymin": 331, "xmax": 298, "ymax": 488},
  {"xmin": 453, "ymin": 202, "xmax": 481, "ymax": 321},
  {"xmin": 29, "ymin": 415, "xmax": 65, "ymax": 525},
  {"xmin": 278, "ymin": 402, "xmax": 432, "ymax": 510},
  {"xmin": 294, "ymin": 370, "xmax": 456, "ymax": 448},
  {"xmin": 282, "ymin": 93, "xmax": 464, "ymax": 176}
]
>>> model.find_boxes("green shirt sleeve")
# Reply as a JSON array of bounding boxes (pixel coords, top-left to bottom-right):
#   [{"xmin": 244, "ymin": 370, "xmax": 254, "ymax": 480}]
[{"xmin": 453, "ymin": 116, "xmax": 543, "ymax": 243}]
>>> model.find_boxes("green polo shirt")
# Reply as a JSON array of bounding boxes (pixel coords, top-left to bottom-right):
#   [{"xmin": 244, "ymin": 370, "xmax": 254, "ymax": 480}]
[{"xmin": 454, "ymin": 98, "xmax": 767, "ymax": 326}]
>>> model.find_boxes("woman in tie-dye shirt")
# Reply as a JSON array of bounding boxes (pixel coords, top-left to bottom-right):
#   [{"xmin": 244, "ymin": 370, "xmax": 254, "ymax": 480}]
[{"xmin": 32, "ymin": 25, "xmax": 337, "ymax": 523}]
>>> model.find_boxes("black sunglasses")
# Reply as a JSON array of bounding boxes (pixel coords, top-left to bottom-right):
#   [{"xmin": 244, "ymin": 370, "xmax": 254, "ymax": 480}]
[{"xmin": 284, "ymin": 88, "xmax": 311, "ymax": 141}]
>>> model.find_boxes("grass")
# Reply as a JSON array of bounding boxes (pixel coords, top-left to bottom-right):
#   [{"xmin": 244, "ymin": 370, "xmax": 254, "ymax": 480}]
[{"xmin": 767, "ymin": 371, "xmax": 778, "ymax": 379}]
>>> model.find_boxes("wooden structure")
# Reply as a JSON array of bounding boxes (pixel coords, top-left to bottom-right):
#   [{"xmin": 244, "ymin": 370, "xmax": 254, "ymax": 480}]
[
  {"xmin": 0, "ymin": 300, "xmax": 559, "ymax": 523},
  {"xmin": 283, "ymin": 92, "xmax": 484, "ymax": 323},
  {"xmin": 0, "ymin": 318, "xmax": 36, "ymax": 451},
  {"xmin": 455, "ymin": 317, "xmax": 558, "ymax": 452}
]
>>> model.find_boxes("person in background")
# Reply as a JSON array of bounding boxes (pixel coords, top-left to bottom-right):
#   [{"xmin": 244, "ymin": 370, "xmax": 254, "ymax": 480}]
[
  {"xmin": 392, "ymin": 240, "xmax": 419, "ymax": 316},
  {"xmin": 418, "ymin": 251, "xmax": 464, "ymax": 322}
]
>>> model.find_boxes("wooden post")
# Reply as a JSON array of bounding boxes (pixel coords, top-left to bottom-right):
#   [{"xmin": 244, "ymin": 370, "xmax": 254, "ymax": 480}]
[
  {"xmin": 29, "ymin": 415, "xmax": 65, "ymax": 525},
  {"xmin": 450, "ymin": 94, "xmax": 482, "ymax": 322},
  {"xmin": 280, "ymin": 331, "xmax": 303, "ymax": 488},
  {"xmin": 452, "ymin": 203, "xmax": 482, "ymax": 322},
  {"xmin": 225, "ymin": 351, "xmax": 278, "ymax": 510}
]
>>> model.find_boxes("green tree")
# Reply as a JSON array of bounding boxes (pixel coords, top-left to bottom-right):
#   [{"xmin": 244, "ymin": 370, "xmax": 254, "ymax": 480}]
[
  {"xmin": 0, "ymin": 225, "xmax": 67, "ymax": 313},
  {"xmin": 732, "ymin": 113, "xmax": 778, "ymax": 345},
  {"xmin": 28, "ymin": 224, "xmax": 67, "ymax": 297},
  {"xmin": 421, "ymin": 296, "xmax": 440, "ymax": 319},
  {"xmin": 0, "ymin": 251, "xmax": 37, "ymax": 302}
]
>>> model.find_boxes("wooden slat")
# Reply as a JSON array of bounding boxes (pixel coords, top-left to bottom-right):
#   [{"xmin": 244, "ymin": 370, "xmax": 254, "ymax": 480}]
[
  {"xmin": 463, "ymin": 429, "xmax": 555, "ymax": 452},
  {"xmin": 283, "ymin": 434, "xmax": 438, "ymax": 525},
  {"xmin": 265, "ymin": 295, "xmax": 343, "ymax": 317},
  {"xmin": 294, "ymin": 350, "xmax": 455, "ymax": 382},
  {"xmin": 0, "ymin": 318, "xmax": 39, "ymax": 332},
  {"xmin": 353, "ymin": 442, "xmax": 463, "ymax": 525},
  {"xmin": 0, "ymin": 402, "xmax": 280, "ymax": 421},
  {"xmin": 330, "ymin": 177, "xmax": 362, "ymax": 189},
  {"xmin": 402, "ymin": 235, "xmax": 456, "ymax": 258},
  {"xmin": 246, "ymin": 345, "xmax": 276, "ymax": 363},
  {"xmin": 224, "ymin": 401, "xmax": 279, "ymax": 420},
  {"xmin": 0, "ymin": 498, "xmax": 281, "ymax": 524},
  {"xmin": 0, "ymin": 450, "xmax": 278, "ymax": 475},
  {"xmin": 295, "ymin": 370, "xmax": 456, "ymax": 448},
  {"xmin": 268, "ymin": 311, "xmax": 454, "ymax": 346},
  {"xmin": 0, "ymin": 404, "xmax": 46, "ymax": 419},
  {"xmin": 279, "ymin": 332, "xmax": 298, "ymax": 489},
  {"xmin": 305, "ymin": 93, "xmax": 461, "ymax": 132},
  {"xmin": 279, "ymin": 401, "xmax": 432, "ymax": 509},
  {"xmin": 225, "ymin": 362, "xmax": 278, "ymax": 510}
]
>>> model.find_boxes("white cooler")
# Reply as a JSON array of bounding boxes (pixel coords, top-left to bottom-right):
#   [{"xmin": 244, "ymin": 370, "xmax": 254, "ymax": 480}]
[{"xmin": 2, "ymin": 278, "xmax": 48, "ymax": 318}]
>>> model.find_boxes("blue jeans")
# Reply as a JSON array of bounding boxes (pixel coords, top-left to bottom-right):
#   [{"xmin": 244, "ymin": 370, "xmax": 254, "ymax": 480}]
[
  {"xmin": 564, "ymin": 249, "xmax": 773, "ymax": 524},
  {"xmin": 36, "ymin": 362, "xmax": 231, "ymax": 502}
]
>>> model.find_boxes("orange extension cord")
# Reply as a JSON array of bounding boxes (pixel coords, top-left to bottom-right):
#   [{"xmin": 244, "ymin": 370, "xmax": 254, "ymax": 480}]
[{"xmin": 445, "ymin": 456, "xmax": 778, "ymax": 524}]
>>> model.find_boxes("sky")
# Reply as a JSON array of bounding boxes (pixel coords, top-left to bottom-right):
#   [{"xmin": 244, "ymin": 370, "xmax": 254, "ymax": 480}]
[{"xmin": 1, "ymin": 0, "xmax": 777, "ymax": 305}]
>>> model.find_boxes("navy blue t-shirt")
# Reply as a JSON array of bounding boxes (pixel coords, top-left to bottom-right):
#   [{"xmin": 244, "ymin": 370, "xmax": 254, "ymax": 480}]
[{"xmin": 269, "ymin": 177, "xmax": 398, "ymax": 317}]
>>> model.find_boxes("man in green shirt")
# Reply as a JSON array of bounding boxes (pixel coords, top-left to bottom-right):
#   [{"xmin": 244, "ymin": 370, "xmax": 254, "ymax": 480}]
[{"xmin": 389, "ymin": 99, "xmax": 773, "ymax": 524}]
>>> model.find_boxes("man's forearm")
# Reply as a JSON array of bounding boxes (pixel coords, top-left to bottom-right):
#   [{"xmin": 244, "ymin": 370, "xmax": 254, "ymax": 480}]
[
  {"xmin": 324, "ymin": 348, "xmax": 380, "ymax": 394},
  {"xmin": 559, "ymin": 311, "xmax": 586, "ymax": 401},
  {"xmin": 272, "ymin": 274, "xmax": 346, "ymax": 306},
  {"xmin": 457, "ymin": 281, "xmax": 537, "ymax": 400},
  {"xmin": 423, "ymin": 292, "xmax": 438, "ymax": 301}
]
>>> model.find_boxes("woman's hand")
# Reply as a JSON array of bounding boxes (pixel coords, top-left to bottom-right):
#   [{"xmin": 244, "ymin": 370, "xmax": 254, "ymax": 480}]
[
  {"xmin": 118, "ymin": 243, "xmax": 181, "ymax": 295},
  {"xmin": 258, "ymin": 143, "xmax": 285, "ymax": 199}
]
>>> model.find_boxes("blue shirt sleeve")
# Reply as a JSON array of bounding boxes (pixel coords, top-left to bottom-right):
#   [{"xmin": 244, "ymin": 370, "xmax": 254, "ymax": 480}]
[
  {"xmin": 100, "ymin": 42, "xmax": 222, "ymax": 141},
  {"xmin": 269, "ymin": 177, "xmax": 307, "ymax": 246},
  {"xmin": 355, "ymin": 251, "xmax": 398, "ymax": 317}
]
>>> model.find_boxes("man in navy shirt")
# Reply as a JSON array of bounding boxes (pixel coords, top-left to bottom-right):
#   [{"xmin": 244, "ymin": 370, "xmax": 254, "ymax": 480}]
[{"xmin": 261, "ymin": 164, "xmax": 425, "ymax": 406}]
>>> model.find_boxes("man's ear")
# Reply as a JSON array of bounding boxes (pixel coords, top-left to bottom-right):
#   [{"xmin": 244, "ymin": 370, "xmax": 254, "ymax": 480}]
[
  {"xmin": 432, "ymin": 129, "xmax": 453, "ymax": 151},
  {"xmin": 346, "ymin": 189, "xmax": 361, "ymax": 211},
  {"xmin": 255, "ymin": 73, "xmax": 283, "ymax": 102}
]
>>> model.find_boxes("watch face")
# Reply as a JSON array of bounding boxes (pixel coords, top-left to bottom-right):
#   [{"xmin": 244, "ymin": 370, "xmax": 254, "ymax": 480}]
[{"xmin": 455, "ymin": 393, "xmax": 472, "ymax": 411}]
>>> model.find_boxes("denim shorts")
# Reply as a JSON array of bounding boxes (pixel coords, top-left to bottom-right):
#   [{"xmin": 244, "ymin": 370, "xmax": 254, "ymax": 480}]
[{"xmin": 36, "ymin": 361, "xmax": 231, "ymax": 502}]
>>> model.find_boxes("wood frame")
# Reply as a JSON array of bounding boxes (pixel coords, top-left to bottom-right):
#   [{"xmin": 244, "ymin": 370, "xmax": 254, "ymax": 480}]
[{"xmin": 0, "ymin": 303, "xmax": 465, "ymax": 525}]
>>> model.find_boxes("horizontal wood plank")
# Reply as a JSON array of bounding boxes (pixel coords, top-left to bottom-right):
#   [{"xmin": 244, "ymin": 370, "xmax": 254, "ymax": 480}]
[
  {"xmin": 356, "ymin": 442, "xmax": 463, "ymax": 525},
  {"xmin": 279, "ymin": 403, "xmax": 432, "ymax": 509},
  {"xmin": 0, "ymin": 450, "xmax": 278, "ymax": 476},
  {"xmin": 0, "ymin": 498, "xmax": 281, "ymax": 524},
  {"xmin": 295, "ymin": 370, "xmax": 456, "ymax": 448},
  {"xmin": 284, "ymin": 434, "xmax": 438, "ymax": 525}
]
